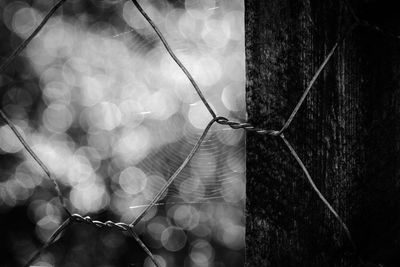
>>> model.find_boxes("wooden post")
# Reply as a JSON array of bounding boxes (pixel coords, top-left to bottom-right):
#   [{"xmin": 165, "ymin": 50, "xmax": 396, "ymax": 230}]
[{"xmin": 246, "ymin": 0, "xmax": 400, "ymax": 266}]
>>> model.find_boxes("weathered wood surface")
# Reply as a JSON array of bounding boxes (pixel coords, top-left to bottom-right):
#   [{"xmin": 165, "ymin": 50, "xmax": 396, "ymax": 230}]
[{"xmin": 246, "ymin": 0, "xmax": 400, "ymax": 266}]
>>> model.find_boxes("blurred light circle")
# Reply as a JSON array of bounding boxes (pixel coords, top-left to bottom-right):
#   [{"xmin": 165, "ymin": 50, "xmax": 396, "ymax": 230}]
[
  {"xmin": 173, "ymin": 205, "xmax": 200, "ymax": 230},
  {"xmin": 223, "ymin": 11, "xmax": 244, "ymax": 41},
  {"xmin": 221, "ymin": 83, "xmax": 245, "ymax": 112},
  {"xmin": 12, "ymin": 7, "xmax": 42, "ymax": 37},
  {"xmin": 29, "ymin": 140, "xmax": 72, "ymax": 178},
  {"xmin": 35, "ymin": 215, "xmax": 61, "ymax": 242},
  {"xmin": 2, "ymin": 2, "xmax": 29, "ymax": 32},
  {"xmin": 188, "ymin": 101, "xmax": 214, "ymax": 129},
  {"xmin": 86, "ymin": 131, "xmax": 112, "ymax": 158},
  {"xmin": 161, "ymin": 226, "xmax": 187, "ymax": 252},
  {"xmin": 177, "ymin": 12, "xmax": 198, "ymax": 39},
  {"xmin": 113, "ymin": 126, "xmax": 151, "ymax": 164},
  {"xmin": 0, "ymin": 125, "xmax": 24, "ymax": 153},
  {"xmin": 42, "ymin": 81, "xmax": 71, "ymax": 105},
  {"xmin": 185, "ymin": 0, "xmax": 216, "ymax": 20},
  {"xmin": 147, "ymin": 217, "xmax": 167, "ymax": 242},
  {"xmin": 222, "ymin": 224, "xmax": 245, "ymax": 250},
  {"xmin": 190, "ymin": 239, "xmax": 214, "ymax": 265},
  {"xmin": 39, "ymin": 65, "xmax": 64, "ymax": 86},
  {"xmin": 221, "ymin": 173, "xmax": 245, "ymax": 203},
  {"xmin": 144, "ymin": 91, "xmax": 178, "ymax": 120},
  {"xmin": 201, "ymin": 19, "xmax": 230, "ymax": 49},
  {"xmin": 87, "ymin": 101, "xmax": 122, "ymax": 131},
  {"xmin": 119, "ymin": 167, "xmax": 147, "ymax": 195},
  {"xmin": 144, "ymin": 255, "xmax": 166, "ymax": 267},
  {"xmin": 42, "ymin": 103, "xmax": 74, "ymax": 133},
  {"xmin": 67, "ymin": 155, "xmax": 94, "ymax": 186},
  {"xmin": 74, "ymin": 146, "xmax": 102, "ymax": 171},
  {"xmin": 43, "ymin": 25, "xmax": 74, "ymax": 59},
  {"xmin": 78, "ymin": 76, "xmax": 105, "ymax": 106},
  {"xmin": 195, "ymin": 56, "xmax": 222, "ymax": 87},
  {"xmin": 69, "ymin": 182, "xmax": 109, "ymax": 213}
]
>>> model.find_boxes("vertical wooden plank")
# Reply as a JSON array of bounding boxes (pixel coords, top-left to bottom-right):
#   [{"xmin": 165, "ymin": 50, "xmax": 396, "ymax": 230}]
[{"xmin": 245, "ymin": 0, "xmax": 370, "ymax": 265}]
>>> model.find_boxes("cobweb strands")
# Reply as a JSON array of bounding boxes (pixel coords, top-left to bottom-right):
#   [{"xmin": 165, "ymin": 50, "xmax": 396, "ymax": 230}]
[{"xmin": 1, "ymin": 0, "xmax": 396, "ymax": 266}]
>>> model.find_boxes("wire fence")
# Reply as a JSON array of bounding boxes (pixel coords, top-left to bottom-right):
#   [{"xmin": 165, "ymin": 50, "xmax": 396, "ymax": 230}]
[{"xmin": 0, "ymin": 0, "xmax": 396, "ymax": 266}]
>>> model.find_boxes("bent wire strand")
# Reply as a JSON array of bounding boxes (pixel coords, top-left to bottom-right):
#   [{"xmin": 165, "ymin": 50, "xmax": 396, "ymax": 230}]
[
  {"xmin": 280, "ymin": 134, "xmax": 357, "ymax": 251},
  {"xmin": 24, "ymin": 213, "xmax": 160, "ymax": 267},
  {"xmin": 130, "ymin": 0, "xmax": 216, "ymax": 118},
  {"xmin": 0, "ymin": 0, "xmax": 70, "ymax": 216},
  {"xmin": 0, "ymin": 0, "xmax": 67, "ymax": 74},
  {"xmin": 129, "ymin": 117, "xmax": 220, "ymax": 227},
  {"xmin": 0, "ymin": 110, "xmax": 70, "ymax": 216},
  {"xmin": 131, "ymin": 0, "xmax": 359, "ymax": 256},
  {"xmin": 25, "ymin": 217, "xmax": 72, "ymax": 267},
  {"xmin": 0, "ymin": 1, "xmax": 157, "ymax": 266}
]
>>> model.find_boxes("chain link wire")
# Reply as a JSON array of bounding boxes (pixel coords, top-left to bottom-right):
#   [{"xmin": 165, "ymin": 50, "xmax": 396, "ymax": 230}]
[{"xmin": 0, "ymin": 0, "xmax": 394, "ymax": 266}]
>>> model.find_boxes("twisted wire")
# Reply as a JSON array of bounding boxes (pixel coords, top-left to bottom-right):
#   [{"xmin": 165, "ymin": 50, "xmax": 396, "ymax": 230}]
[
  {"xmin": 215, "ymin": 117, "xmax": 280, "ymax": 136},
  {"xmin": 25, "ymin": 214, "xmax": 160, "ymax": 267},
  {"xmin": 71, "ymin": 214, "xmax": 160, "ymax": 267},
  {"xmin": 131, "ymin": 0, "xmax": 361, "ymax": 261},
  {"xmin": 71, "ymin": 214, "xmax": 130, "ymax": 231},
  {"xmin": 0, "ymin": 0, "xmax": 387, "ymax": 266}
]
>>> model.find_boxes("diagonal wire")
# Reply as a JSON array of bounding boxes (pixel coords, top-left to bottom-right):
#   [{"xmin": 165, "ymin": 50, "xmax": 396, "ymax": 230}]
[
  {"xmin": 129, "ymin": 117, "xmax": 220, "ymax": 227},
  {"xmin": 129, "ymin": 0, "xmax": 360, "ymax": 252},
  {"xmin": 0, "ymin": 110, "xmax": 70, "ymax": 216},
  {"xmin": 69, "ymin": 214, "xmax": 159, "ymax": 267},
  {"xmin": 0, "ymin": 0, "xmax": 67, "ymax": 74},
  {"xmin": 280, "ymin": 134, "xmax": 357, "ymax": 251},
  {"xmin": 130, "ymin": 0, "xmax": 216, "ymax": 119},
  {"xmin": 24, "ymin": 217, "xmax": 72, "ymax": 267},
  {"xmin": 278, "ymin": 22, "xmax": 358, "ymax": 134},
  {"xmin": 128, "ymin": 228, "xmax": 160, "ymax": 267}
]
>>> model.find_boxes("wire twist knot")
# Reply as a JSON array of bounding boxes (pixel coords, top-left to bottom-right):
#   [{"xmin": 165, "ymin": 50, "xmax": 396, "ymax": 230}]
[
  {"xmin": 71, "ymin": 214, "xmax": 130, "ymax": 232},
  {"xmin": 215, "ymin": 117, "xmax": 280, "ymax": 136}
]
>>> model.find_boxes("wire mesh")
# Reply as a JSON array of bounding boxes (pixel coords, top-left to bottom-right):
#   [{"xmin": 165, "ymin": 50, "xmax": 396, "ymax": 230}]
[{"xmin": 0, "ymin": 0, "xmax": 395, "ymax": 266}]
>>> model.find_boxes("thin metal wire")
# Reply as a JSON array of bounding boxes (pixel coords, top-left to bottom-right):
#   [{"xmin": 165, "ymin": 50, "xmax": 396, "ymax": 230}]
[
  {"xmin": 0, "ymin": 110, "xmax": 70, "ymax": 216},
  {"xmin": 25, "ymin": 217, "xmax": 72, "ymax": 267},
  {"xmin": 0, "ymin": 1, "xmax": 157, "ymax": 264},
  {"xmin": 216, "ymin": 117, "xmax": 280, "ymax": 136},
  {"xmin": 0, "ymin": 0, "xmax": 67, "ymax": 74},
  {"xmin": 0, "ymin": 1, "xmax": 387, "ymax": 266},
  {"xmin": 130, "ymin": 0, "xmax": 217, "ymax": 119},
  {"xmin": 71, "ymin": 214, "xmax": 160, "ymax": 267},
  {"xmin": 279, "ymin": 23, "xmax": 358, "ymax": 134},
  {"xmin": 132, "ymin": 1, "xmax": 361, "ymax": 261},
  {"xmin": 129, "ymin": 117, "xmax": 221, "ymax": 227},
  {"xmin": 280, "ymin": 134, "xmax": 357, "ymax": 251}
]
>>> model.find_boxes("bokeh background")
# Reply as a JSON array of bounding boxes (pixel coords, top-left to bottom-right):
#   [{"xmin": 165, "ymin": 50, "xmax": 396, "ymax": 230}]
[{"xmin": 0, "ymin": 0, "xmax": 245, "ymax": 266}]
